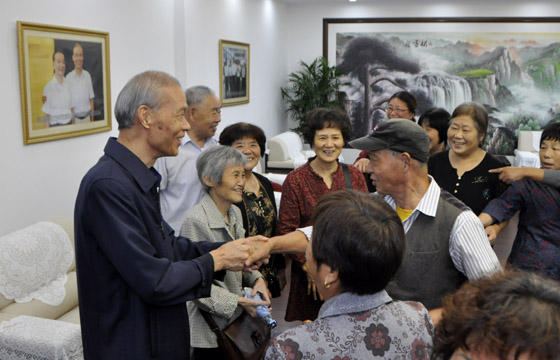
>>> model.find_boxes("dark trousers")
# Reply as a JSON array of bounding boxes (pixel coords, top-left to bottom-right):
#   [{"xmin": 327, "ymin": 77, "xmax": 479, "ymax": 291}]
[{"xmin": 192, "ymin": 347, "xmax": 226, "ymax": 360}]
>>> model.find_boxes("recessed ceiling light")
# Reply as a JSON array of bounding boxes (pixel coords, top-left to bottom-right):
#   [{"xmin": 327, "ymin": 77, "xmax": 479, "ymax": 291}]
[{"xmin": 349, "ymin": 0, "xmax": 357, "ymax": 2}]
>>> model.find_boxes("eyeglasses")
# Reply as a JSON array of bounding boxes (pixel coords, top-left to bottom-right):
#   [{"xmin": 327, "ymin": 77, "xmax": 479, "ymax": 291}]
[{"xmin": 386, "ymin": 106, "xmax": 409, "ymax": 114}]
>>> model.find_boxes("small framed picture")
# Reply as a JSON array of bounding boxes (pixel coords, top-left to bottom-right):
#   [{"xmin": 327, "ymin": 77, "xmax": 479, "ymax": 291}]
[
  {"xmin": 219, "ymin": 39, "xmax": 250, "ymax": 106},
  {"xmin": 17, "ymin": 21, "xmax": 111, "ymax": 145}
]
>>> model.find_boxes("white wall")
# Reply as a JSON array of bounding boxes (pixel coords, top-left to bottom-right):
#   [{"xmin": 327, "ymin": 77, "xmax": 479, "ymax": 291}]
[
  {"xmin": 0, "ymin": 0, "xmax": 177, "ymax": 235},
  {"xmin": 0, "ymin": 0, "xmax": 289, "ymax": 235},
  {"xmin": 285, "ymin": 1, "xmax": 560, "ymax": 72},
  {"xmin": 2, "ymin": 0, "xmax": 559, "ymax": 235},
  {"xmin": 183, "ymin": 0, "xmax": 287, "ymax": 137}
]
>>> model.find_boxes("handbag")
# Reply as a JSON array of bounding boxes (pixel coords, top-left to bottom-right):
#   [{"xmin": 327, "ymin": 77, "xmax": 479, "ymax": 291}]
[
  {"xmin": 260, "ymin": 259, "xmax": 282, "ymax": 298},
  {"xmin": 200, "ymin": 309, "xmax": 271, "ymax": 360}
]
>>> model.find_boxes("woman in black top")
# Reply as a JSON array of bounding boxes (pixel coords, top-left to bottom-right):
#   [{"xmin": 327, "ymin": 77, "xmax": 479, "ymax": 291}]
[
  {"xmin": 220, "ymin": 122, "xmax": 285, "ymax": 297},
  {"xmin": 428, "ymin": 102, "xmax": 508, "ymax": 215}
]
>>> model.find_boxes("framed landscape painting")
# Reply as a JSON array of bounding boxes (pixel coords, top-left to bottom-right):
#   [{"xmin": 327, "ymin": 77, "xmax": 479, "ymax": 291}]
[
  {"xmin": 18, "ymin": 21, "xmax": 111, "ymax": 145},
  {"xmin": 324, "ymin": 17, "xmax": 560, "ymax": 155}
]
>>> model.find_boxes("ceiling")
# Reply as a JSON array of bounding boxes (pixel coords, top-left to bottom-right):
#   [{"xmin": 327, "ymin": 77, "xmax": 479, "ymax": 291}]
[{"xmin": 273, "ymin": 0, "xmax": 552, "ymax": 4}]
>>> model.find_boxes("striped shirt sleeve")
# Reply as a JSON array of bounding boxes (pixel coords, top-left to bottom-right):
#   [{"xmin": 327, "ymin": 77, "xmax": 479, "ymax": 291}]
[{"xmin": 449, "ymin": 210, "xmax": 503, "ymax": 280}]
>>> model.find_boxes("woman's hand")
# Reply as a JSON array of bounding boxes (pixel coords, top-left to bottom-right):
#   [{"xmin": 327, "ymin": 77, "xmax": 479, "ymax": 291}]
[
  {"xmin": 353, "ymin": 158, "xmax": 371, "ymax": 173},
  {"xmin": 238, "ymin": 278, "xmax": 271, "ymax": 318},
  {"xmin": 484, "ymin": 220, "xmax": 509, "ymax": 245},
  {"xmin": 238, "ymin": 295, "xmax": 268, "ymax": 318},
  {"xmin": 302, "ymin": 261, "xmax": 323, "ymax": 301},
  {"xmin": 485, "ymin": 224, "xmax": 501, "ymax": 245},
  {"xmin": 252, "ymin": 278, "xmax": 271, "ymax": 305},
  {"xmin": 489, "ymin": 166, "xmax": 544, "ymax": 184}
]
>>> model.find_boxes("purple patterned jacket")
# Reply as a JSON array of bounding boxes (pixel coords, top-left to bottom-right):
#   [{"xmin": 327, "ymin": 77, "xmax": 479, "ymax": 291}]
[{"xmin": 265, "ymin": 291, "xmax": 433, "ymax": 360}]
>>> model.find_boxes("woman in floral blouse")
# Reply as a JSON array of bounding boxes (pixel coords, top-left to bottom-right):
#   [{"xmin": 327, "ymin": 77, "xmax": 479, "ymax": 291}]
[
  {"xmin": 278, "ymin": 108, "xmax": 368, "ymax": 322},
  {"xmin": 266, "ymin": 190, "xmax": 433, "ymax": 359},
  {"xmin": 220, "ymin": 122, "xmax": 286, "ymax": 297}
]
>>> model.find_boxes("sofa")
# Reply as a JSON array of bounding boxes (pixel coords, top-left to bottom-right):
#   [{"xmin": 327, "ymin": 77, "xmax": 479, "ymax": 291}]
[
  {"xmin": 0, "ymin": 217, "xmax": 79, "ymax": 325},
  {"xmin": 514, "ymin": 130, "xmax": 542, "ymax": 167},
  {"xmin": 266, "ymin": 131, "xmax": 315, "ymax": 173},
  {"xmin": 0, "ymin": 217, "xmax": 82, "ymax": 359}
]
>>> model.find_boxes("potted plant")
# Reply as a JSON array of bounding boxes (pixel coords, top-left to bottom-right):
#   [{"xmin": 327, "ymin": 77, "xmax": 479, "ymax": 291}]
[{"xmin": 281, "ymin": 56, "xmax": 346, "ymax": 135}]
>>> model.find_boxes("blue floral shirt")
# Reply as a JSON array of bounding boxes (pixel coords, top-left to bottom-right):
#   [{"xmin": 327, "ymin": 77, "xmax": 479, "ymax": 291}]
[
  {"xmin": 265, "ymin": 291, "xmax": 433, "ymax": 360},
  {"xmin": 482, "ymin": 178, "xmax": 560, "ymax": 281}
]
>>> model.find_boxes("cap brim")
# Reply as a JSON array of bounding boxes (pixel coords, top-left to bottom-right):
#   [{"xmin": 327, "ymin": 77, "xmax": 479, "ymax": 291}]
[{"xmin": 349, "ymin": 136, "xmax": 389, "ymax": 152}]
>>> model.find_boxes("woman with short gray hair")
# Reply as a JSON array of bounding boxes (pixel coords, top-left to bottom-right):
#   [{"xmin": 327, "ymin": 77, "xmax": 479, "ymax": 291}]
[{"xmin": 180, "ymin": 145, "xmax": 271, "ymax": 360}]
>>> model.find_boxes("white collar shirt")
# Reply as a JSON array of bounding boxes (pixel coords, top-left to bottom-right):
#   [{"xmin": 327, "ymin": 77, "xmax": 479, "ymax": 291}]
[
  {"xmin": 382, "ymin": 176, "xmax": 501, "ymax": 280},
  {"xmin": 299, "ymin": 176, "xmax": 501, "ymax": 281},
  {"xmin": 66, "ymin": 69, "xmax": 95, "ymax": 115},
  {"xmin": 41, "ymin": 75, "xmax": 73, "ymax": 124},
  {"xmin": 154, "ymin": 132, "xmax": 219, "ymax": 233}
]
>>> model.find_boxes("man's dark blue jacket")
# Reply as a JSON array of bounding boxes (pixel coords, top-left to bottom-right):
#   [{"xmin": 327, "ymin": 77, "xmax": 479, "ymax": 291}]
[{"xmin": 75, "ymin": 138, "xmax": 223, "ymax": 359}]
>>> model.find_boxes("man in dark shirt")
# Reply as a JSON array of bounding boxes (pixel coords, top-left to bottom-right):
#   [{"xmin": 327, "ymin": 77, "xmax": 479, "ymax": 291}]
[{"xmin": 74, "ymin": 71, "xmax": 266, "ymax": 359}]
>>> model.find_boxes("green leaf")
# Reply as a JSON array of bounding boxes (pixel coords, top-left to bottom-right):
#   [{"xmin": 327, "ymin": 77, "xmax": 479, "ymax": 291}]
[{"xmin": 280, "ymin": 56, "xmax": 347, "ymax": 134}]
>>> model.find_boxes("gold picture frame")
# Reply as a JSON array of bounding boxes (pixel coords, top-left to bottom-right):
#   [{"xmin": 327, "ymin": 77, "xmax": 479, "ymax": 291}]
[
  {"xmin": 17, "ymin": 21, "xmax": 111, "ymax": 145},
  {"xmin": 219, "ymin": 39, "xmax": 250, "ymax": 106}
]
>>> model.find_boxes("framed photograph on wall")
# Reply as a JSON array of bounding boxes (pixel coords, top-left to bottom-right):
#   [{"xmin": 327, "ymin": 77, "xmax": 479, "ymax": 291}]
[
  {"xmin": 17, "ymin": 21, "xmax": 111, "ymax": 145},
  {"xmin": 323, "ymin": 17, "xmax": 560, "ymax": 155},
  {"xmin": 219, "ymin": 39, "xmax": 250, "ymax": 106}
]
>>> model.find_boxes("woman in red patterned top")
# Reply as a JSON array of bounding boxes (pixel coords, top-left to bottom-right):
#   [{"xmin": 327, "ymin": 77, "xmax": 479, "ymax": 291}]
[{"xmin": 278, "ymin": 107, "xmax": 368, "ymax": 322}]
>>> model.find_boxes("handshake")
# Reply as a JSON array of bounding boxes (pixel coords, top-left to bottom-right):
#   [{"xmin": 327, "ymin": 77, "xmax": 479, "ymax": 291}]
[
  {"xmin": 209, "ymin": 236, "xmax": 274, "ymax": 272},
  {"xmin": 210, "ymin": 231, "xmax": 309, "ymax": 272}
]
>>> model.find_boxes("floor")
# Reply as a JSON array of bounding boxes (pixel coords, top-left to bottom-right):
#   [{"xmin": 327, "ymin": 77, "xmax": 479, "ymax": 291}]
[{"xmin": 269, "ymin": 258, "xmax": 302, "ymax": 337}]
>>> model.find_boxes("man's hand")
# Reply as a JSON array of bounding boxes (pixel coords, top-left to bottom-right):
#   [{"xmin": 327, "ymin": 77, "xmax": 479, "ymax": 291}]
[
  {"xmin": 240, "ymin": 236, "xmax": 271, "ymax": 268},
  {"xmin": 353, "ymin": 158, "xmax": 371, "ymax": 173},
  {"xmin": 266, "ymin": 231, "xmax": 308, "ymax": 255},
  {"xmin": 210, "ymin": 240, "xmax": 252, "ymax": 272}
]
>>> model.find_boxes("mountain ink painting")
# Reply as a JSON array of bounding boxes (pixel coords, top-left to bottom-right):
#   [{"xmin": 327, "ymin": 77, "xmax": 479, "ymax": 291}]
[{"xmin": 336, "ymin": 32, "xmax": 560, "ymax": 154}]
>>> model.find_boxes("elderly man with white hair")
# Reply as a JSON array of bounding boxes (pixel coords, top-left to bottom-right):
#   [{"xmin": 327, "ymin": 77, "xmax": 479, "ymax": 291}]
[{"xmin": 74, "ymin": 71, "xmax": 268, "ymax": 360}]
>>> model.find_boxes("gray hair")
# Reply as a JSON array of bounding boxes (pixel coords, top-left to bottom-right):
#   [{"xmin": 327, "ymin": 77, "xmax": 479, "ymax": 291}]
[
  {"xmin": 197, "ymin": 145, "xmax": 247, "ymax": 193},
  {"xmin": 185, "ymin": 85, "xmax": 215, "ymax": 107},
  {"xmin": 114, "ymin": 71, "xmax": 182, "ymax": 130}
]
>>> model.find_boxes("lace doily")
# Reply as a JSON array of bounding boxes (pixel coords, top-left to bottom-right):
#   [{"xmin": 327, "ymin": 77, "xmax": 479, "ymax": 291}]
[
  {"xmin": 0, "ymin": 315, "xmax": 83, "ymax": 360},
  {"xmin": 0, "ymin": 222, "xmax": 73, "ymax": 306}
]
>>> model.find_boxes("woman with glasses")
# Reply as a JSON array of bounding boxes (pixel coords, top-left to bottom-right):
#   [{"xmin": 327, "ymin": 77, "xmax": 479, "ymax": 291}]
[{"xmin": 353, "ymin": 91, "xmax": 417, "ymax": 190}]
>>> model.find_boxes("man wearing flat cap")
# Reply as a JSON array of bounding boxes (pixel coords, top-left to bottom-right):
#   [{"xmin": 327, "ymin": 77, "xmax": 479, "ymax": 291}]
[
  {"xmin": 258, "ymin": 118, "xmax": 501, "ymax": 324},
  {"xmin": 349, "ymin": 118, "xmax": 501, "ymax": 323}
]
